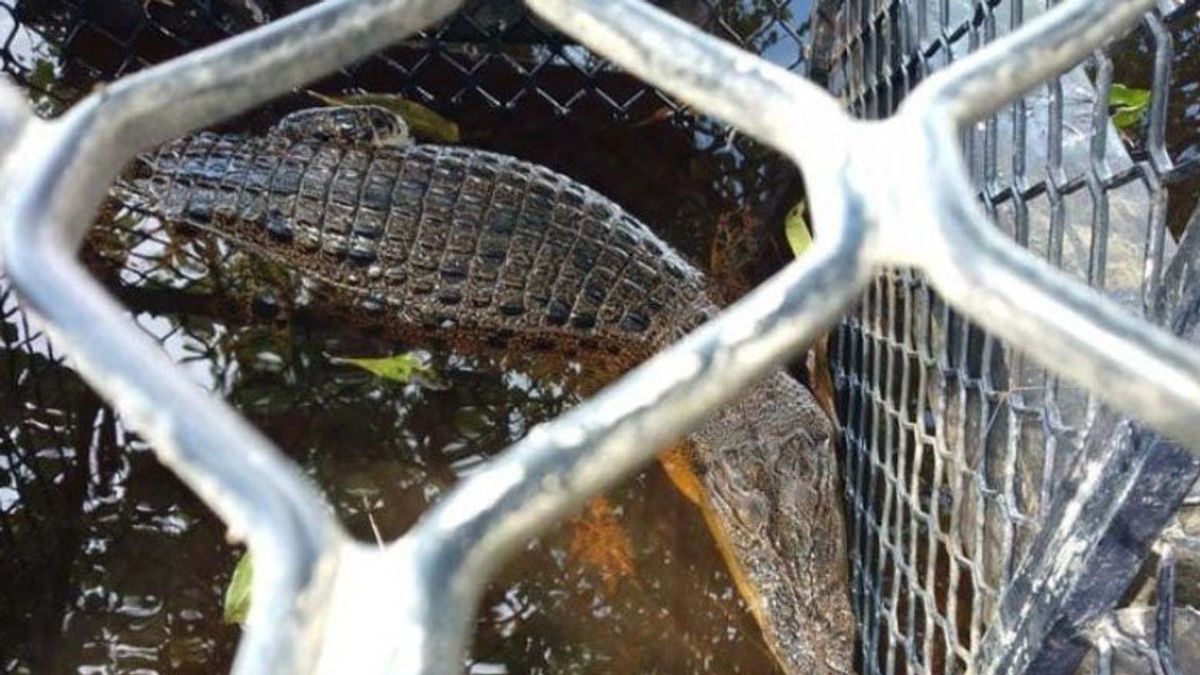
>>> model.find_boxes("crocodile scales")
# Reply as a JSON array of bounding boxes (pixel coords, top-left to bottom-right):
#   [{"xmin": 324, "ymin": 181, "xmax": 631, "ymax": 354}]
[{"xmin": 119, "ymin": 105, "xmax": 855, "ymax": 674}]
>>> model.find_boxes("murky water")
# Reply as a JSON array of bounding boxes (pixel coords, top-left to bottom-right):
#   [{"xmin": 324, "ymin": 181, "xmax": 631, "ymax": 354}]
[
  {"xmin": 1, "ymin": 287, "xmax": 777, "ymax": 672},
  {"xmin": 0, "ymin": 1, "xmax": 808, "ymax": 673}
]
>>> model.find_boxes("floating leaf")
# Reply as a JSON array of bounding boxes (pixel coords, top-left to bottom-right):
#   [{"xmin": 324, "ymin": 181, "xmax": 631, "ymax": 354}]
[
  {"xmin": 307, "ymin": 91, "xmax": 460, "ymax": 143},
  {"xmin": 1109, "ymin": 83, "xmax": 1150, "ymax": 130},
  {"xmin": 784, "ymin": 200, "xmax": 813, "ymax": 257},
  {"xmin": 223, "ymin": 551, "xmax": 253, "ymax": 625},
  {"xmin": 329, "ymin": 351, "xmax": 443, "ymax": 387},
  {"xmin": 1112, "ymin": 106, "xmax": 1145, "ymax": 130},
  {"xmin": 1109, "ymin": 83, "xmax": 1151, "ymax": 109}
]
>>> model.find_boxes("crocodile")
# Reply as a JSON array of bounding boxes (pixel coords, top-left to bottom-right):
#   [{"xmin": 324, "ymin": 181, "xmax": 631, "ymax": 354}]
[{"xmin": 115, "ymin": 105, "xmax": 855, "ymax": 674}]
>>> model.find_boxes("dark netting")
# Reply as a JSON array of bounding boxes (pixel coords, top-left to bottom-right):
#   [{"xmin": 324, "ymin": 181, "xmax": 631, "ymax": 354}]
[
  {"xmin": 0, "ymin": 1, "xmax": 820, "ymax": 673},
  {"xmin": 818, "ymin": 1, "xmax": 1200, "ymax": 673}
]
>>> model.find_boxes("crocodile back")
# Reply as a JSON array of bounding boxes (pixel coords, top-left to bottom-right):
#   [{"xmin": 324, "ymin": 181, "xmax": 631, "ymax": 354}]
[
  {"xmin": 118, "ymin": 132, "xmax": 853, "ymax": 674},
  {"xmin": 128, "ymin": 134, "xmax": 716, "ymax": 360}
]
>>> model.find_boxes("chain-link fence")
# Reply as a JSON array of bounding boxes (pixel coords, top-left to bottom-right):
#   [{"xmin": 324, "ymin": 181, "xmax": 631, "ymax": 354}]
[{"xmin": 3, "ymin": 0, "xmax": 1200, "ymax": 674}]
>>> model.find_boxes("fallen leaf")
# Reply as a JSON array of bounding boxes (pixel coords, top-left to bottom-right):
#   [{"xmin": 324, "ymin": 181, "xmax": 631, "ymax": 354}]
[
  {"xmin": 784, "ymin": 200, "xmax": 813, "ymax": 257},
  {"xmin": 1108, "ymin": 83, "xmax": 1150, "ymax": 130},
  {"xmin": 223, "ymin": 551, "xmax": 253, "ymax": 625},
  {"xmin": 328, "ymin": 351, "xmax": 444, "ymax": 388}
]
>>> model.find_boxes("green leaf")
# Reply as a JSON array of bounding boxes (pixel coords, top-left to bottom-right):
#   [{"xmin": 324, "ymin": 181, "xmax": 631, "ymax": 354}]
[
  {"xmin": 308, "ymin": 91, "xmax": 460, "ymax": 143},
  {"xmin": 1112, "ymin": 106, "xmax": 1145, "ymax": 130},
  {"xmin": 329, "ymin": 351, "xmax": 443, "ymax": 387},
  {"xmin": 1108, "ymin": 84, "xmax": 1150, "ymax": 130},
  {"xmin": 223, "ymin": 551, "xmax": 253, "ymax": 625},
  {"xmin": 784, "ymin": 200, "xmax": 813, "ymax": 258},
  {"xmin": 27, "ymin": 59, "xmax": 70, "ymax": 117},
  {"xmin": 1109, "ymin": 83, "xmax": 1150, "ymax": 109}
]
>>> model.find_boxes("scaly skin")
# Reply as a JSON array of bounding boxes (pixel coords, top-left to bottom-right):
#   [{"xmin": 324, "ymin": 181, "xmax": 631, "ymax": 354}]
[{"xmin": 120, "ymin": 111, "xmax": 855, "ymax": 673}]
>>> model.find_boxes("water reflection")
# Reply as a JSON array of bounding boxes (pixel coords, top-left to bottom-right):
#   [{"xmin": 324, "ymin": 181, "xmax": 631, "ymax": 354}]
[{"xmin": 1, "ymin": 266, "xmax": 782, "ymax": 672}]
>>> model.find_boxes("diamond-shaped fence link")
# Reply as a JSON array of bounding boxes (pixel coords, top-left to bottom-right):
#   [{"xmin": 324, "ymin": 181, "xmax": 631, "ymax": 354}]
[{"xmin": 2, "ymin": 0, "xmax": 1200, "ymax": 674}]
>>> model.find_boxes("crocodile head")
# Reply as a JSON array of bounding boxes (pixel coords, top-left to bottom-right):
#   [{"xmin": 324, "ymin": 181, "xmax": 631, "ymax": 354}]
[{"xmin": 694, "ymin": 372, "xmax": 855, "ymax": 674}]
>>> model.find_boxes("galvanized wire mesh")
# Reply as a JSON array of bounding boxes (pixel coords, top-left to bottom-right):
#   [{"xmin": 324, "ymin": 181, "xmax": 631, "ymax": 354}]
[
  {"xmin": 2, "ymin": 0, "xmax": 1200, "ymax": 674},
  {"xmin": 819, "ymin": 1, "xmax": 1200, "ymax": 673}
]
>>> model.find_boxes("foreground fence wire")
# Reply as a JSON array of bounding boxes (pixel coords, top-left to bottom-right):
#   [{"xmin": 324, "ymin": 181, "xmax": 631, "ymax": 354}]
[{"xmin": 2, "ymin": 0, "xmax": 1200, "ymax": 674}]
